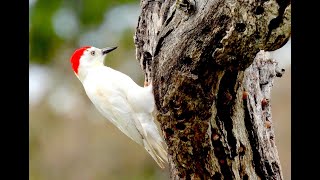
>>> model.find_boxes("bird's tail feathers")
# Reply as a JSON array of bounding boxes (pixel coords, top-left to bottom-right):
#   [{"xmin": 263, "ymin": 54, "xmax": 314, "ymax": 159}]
[
  {"xmin": 140, "ymin": 115, "xmax": 168, "ymax": 168},
  {"xmin": 135, "ymin": 106, "xmax": 167, "ymax": 168},
  {"xmin": 143, "ymin": 133, "xmax": 168, "ymax": 169}
]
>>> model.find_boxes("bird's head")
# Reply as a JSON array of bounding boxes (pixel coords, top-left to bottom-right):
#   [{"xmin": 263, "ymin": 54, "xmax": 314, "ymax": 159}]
[{"xmin": 70, "ymin": 46, "xmax": 117, "ymax": 78}]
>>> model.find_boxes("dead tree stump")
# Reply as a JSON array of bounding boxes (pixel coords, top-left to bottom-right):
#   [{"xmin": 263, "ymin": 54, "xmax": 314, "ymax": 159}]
[{"xmin": 134, "ymin": 0, "xmax": 291, "ymax": 179}]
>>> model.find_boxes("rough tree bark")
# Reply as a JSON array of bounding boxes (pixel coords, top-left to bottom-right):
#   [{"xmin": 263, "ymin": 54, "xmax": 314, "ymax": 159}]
[{"xmin": 134, "ymin": 0, "xmax": 291, "ymax": 179}]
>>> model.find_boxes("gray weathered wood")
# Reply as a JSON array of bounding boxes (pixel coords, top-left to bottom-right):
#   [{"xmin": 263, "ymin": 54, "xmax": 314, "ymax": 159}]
[{"xmin": 134, "ymin": 0, "xmax": 290, "ymax": 179}]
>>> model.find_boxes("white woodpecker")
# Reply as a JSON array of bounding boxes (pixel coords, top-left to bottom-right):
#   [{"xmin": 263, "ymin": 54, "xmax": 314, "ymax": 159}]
[{"xmin": 70, "ymin": 46, "xmax": 168, "ymax": 168}]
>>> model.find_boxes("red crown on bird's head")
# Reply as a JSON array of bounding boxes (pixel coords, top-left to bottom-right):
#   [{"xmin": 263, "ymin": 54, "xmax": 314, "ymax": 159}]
[{"xmin": 70, "ymin": 46, "xmax": 92, "ymax": 74}]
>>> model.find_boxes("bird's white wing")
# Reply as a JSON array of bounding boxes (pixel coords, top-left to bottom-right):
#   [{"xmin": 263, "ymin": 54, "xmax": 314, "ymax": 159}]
[
  {"xmin": 95, "ymin": 86, "xmax": 167, "ymax": 168},
  {"xmin": 113, "ymin": 92, "xmax": 168, "ymax": 167},
  {"xmin": 107, "ymin": 91, "xmax": 146, "ymax": 144},
  {"xmin": 83, "ymin": 71, "xmax": 144, "ymax": 145}
]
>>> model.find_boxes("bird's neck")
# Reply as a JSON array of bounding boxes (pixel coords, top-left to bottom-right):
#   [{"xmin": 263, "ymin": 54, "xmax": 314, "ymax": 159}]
[{"xmin": 77, "ymin": 62, "xmax": 104, "ymax": 83}]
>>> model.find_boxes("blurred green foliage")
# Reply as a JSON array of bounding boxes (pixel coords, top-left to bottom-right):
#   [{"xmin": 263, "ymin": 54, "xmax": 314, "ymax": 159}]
[
  {"xmin": 29, "ymin": 0, "xmax": 136, "ymax": 64},
  {"xmin": 30, "ymin": 0, "xmax": 63, "ymax": 63}
]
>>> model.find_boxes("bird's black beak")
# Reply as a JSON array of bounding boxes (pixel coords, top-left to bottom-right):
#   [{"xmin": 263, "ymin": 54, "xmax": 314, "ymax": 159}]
[{"xmin": 102, "ymin": 47, "xmax": 117, "ymax": 55}]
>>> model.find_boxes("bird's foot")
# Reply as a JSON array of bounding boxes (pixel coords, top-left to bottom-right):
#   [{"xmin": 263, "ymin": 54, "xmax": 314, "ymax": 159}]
[{"xmin": 144, "ymin": 80, "xmax": 149, "ymax": 87}]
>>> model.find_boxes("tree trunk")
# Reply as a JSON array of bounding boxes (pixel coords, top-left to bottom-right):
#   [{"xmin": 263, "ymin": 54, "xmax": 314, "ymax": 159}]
[{"xmin": 134, "ymin": 0, "xmax": 291, "ymax": 179}]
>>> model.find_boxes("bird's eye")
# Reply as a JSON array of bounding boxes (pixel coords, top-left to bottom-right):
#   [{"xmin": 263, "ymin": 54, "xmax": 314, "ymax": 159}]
[{"xmin": 90, "ymin": 51, "xmax": 95, "ymax": 56}]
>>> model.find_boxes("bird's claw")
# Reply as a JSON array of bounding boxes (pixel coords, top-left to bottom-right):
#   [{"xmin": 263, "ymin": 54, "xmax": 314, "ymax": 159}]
[{"xmin": 144, "ymin": 80, "xmax": 149, "ymax": 87}]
